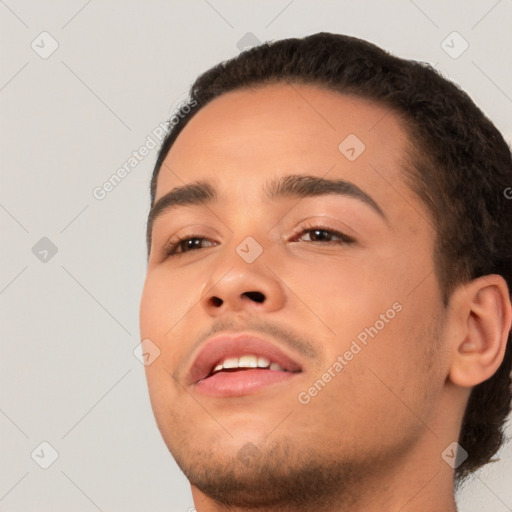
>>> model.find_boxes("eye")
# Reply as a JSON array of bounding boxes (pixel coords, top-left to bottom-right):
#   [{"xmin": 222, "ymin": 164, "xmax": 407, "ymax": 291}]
[
  {"xmin": 162, "ymin": 235, "xmax": 216, "ymax": 259},
  {"xmin": 291, "ymin": 224, "xmax": 355, "ymax": 245},
  {"xmin": 161, "ymin": 224, "xmax": 355, "ymax": 260}
]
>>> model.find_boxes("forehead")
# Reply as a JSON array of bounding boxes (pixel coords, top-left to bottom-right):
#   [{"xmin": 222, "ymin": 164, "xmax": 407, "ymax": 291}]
[{"xmin": 155, "ymin": 83, "xmax": 427, "ymax": 229}]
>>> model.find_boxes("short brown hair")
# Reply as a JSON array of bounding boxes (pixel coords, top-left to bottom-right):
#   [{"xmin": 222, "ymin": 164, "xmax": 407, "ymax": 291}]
[{"xmin": 147, "ymin": 32, "xmax": 512, "ymax": 484}]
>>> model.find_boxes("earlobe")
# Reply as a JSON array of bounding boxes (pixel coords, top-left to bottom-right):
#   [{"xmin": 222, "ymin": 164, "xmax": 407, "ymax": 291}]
[{"xmin": 449, "ymin": 275, "xmax": 512, "ymax": 388}]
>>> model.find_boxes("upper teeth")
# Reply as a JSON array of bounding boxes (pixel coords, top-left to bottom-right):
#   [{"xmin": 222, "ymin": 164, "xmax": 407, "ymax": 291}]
[{"xmin": 212, "ymin": 355, "xmax": 286, "ymax": 373}]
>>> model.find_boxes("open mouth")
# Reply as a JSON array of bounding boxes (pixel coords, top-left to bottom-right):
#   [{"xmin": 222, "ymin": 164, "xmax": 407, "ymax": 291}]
[
  {"xmin": 204, "ymin": 354, "xmax": 294, "ymax": 379},
  {"xmin": 187, "ymin": 334, "xmax": 304, "ymax": 397},
  {"xmin": 196, "ymin": 361, "xmax": 300, "ymax": 397}
]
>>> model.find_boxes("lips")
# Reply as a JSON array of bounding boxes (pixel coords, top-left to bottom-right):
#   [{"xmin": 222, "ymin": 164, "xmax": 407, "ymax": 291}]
[{"xmin": 186, "ymin": 333, "xmax": 303, "ymax": 396}]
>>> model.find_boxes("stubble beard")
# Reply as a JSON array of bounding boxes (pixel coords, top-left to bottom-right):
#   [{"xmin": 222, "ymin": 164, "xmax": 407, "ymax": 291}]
[{"xmin": 170, "ymin": 435, "xmax": 394, "ymax": 511}]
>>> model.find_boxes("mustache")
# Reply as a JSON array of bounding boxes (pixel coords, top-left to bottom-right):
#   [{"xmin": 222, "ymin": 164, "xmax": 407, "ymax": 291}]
[{"xmin": 173, "ymin": 315, "xmax": 320, "ymax": 380}]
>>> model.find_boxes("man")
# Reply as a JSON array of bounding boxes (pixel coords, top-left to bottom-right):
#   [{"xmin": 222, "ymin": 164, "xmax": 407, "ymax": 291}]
[{"xmin": 139, "ymin": 33, "xmax": 512, "ymax": 511}]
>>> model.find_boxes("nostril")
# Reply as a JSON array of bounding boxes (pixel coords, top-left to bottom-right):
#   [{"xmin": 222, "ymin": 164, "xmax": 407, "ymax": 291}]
[
  {"xmin": 210, "ymin": 297, "xmax": 223, "ymax": 307},
  {"xmin": 243, "ymin": 291, "xmax": 265, "ymax": 303}
]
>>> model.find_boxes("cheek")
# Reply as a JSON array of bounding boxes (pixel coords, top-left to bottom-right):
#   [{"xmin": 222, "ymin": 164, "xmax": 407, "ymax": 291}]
[
  {"xmin": 276, "ymin": 250, "xmax": 401, "ymax": 338},
  {"xmin": 281, "ymin": 247, "xmax": 442, "ymax": 397},
  {"xmin": 290, "ymin": 300, "xmax": 441, "ymax": 449},
  {"xmin": 139, "ymin": 272, "xmax": 191, "ymax": 438},
  {"xmin": 140, "ymin": 271, "xmax": 166, "ymax": 335},
  {"xmin": 139, "ymin": 269, "xmax": 198, "ymax": 400},
  {"xmin": 139, "ymin": 267, "xmax": 199, "ymax": 339}
]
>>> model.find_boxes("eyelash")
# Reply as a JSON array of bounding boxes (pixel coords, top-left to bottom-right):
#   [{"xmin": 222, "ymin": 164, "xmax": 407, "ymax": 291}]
[{"xmin": 162, "ymin": 223, "xmax": 355, "ymax": 259}]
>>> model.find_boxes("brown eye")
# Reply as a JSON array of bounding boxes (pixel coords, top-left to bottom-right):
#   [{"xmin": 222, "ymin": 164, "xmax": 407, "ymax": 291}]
[
  {"xmin": 294, "ymin": 226, "xmax": 355, "ymax": 245},
  {"xmin": 177, "ymin": 238, "xmax": 205, "ymax": 252},
  {"xmin": 302, "ymin": 229, "xmax": 336, "ymax": 242},
  {"xmin": 163, "ymin": 236, "xmax": 216, "ymax": 259}
]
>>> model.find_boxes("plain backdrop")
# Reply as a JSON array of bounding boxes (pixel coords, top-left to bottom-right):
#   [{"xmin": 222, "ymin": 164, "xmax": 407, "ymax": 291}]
[{"xmin": 1, "ymin": 1, "xmax": 511, "ymax": 511}]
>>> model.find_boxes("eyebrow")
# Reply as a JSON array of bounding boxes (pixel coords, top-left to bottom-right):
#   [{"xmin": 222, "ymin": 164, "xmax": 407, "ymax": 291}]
[
  {"xmin": 147, "ymin": 174, "xmax": 386, "ymax": 240},
  {"xmin": 265, "ymin": 174, "xmax": 385, "ymax": 218},
  {"xmin": 148, "ymin": 180, "xmax": 217, "ymax": 237}
]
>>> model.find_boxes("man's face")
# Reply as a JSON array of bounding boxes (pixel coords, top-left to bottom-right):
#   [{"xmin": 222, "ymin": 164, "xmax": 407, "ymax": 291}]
[{"xmin": 139, "ymin": 84, "xmax": 449, "ymax": 506}]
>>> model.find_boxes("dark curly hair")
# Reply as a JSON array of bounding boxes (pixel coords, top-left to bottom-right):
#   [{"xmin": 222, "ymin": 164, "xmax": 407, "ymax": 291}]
[{"xmin": 147, "ymin": 32, "xmax": 512, "ymax": 485}]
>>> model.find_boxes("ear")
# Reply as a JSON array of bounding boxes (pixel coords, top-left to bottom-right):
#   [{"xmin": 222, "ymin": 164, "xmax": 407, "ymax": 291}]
[{"xmin": 448, "ymin": 275, "xmax": 512, "ymax": 388}]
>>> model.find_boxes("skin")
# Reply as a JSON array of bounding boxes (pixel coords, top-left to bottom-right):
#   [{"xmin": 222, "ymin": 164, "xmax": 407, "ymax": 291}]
[{"xmin": 139, "ymin": 84, "xmax": 512, "ymax": 512}]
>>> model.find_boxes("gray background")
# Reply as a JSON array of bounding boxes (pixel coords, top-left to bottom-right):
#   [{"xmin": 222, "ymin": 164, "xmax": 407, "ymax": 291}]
[{"xmin": 1, "ymin": 0, "xmax": 511, "ymax": 510}]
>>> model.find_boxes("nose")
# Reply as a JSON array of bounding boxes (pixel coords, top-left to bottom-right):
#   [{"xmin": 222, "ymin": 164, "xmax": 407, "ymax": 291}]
[{"xmin": 200, "ymin": 250, "xmax": 286, "ymax": 316}]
